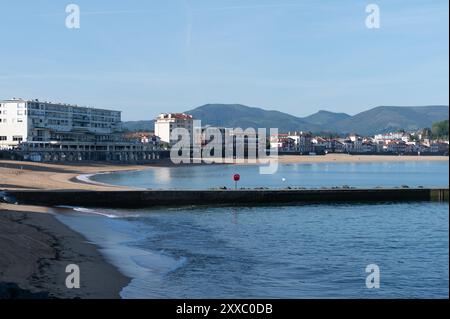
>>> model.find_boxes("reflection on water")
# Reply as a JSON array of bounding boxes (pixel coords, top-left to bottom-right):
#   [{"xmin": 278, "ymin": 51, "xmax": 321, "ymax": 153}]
[
  {"xmin": 92, "ymin": 161, "xmax": 449, "ymax": 189},
  {"xmin": 152, "ymin": 167, "xmax": 173, "ymax": 183}
]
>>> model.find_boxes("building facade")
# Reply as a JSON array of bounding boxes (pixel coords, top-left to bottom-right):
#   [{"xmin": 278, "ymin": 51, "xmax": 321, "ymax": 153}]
[
  {"xmin": 0, "ymin": 98, "xmax": 122, "ymax": 149},
  {"xmin": 269, "ymin": 131, "xmax": 313, "ymax": 154},
  {"xmin": 154, "ymin": 113, "xmax": 194, "ymax": 144},
  {"xmin": 0, "ymin": 98, "xmax": 164, "ymax": 162},
  {"xmin": 270, "ymin": 134, "xmax": 296, "ymax": 152}
]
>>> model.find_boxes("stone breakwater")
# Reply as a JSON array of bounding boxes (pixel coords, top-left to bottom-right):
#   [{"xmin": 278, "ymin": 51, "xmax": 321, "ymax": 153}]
[{"xmin": 5, "ymin": 188, "xmax": 449, "ymax": 208}]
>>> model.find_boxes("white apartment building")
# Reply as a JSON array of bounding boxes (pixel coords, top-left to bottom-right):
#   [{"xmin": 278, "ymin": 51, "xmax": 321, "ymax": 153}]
[
  {"xmin": 348, "ymin": 134, "xmax": 363, "ymax": 152},
  {"xmin": 0, "ymin": 98, "xmax": 122, "ymax": 149},
  {"xmin": 154, "ymin": 113, "xmax": 194, "ymax": 144},
  {"xmin": 374, "ymin": 132, "xmax": 409, "ymax": 141}
]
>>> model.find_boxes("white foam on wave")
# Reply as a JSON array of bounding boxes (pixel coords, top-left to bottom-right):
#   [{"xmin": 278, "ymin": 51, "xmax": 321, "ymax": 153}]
[
  {"xmin": 54, "ymin": 211, "xmax": 187, "ymax": 298},
  {"xmin": 76, "ymin": 170, "xmax": 149, "ymax": 190},
  {"xmin": 57, "ymin": 206, "xmax": 143, "ymax": 219},
  {"xmin": 131, "ymin": 253, "xmax": 187, "ymax": 276},
  {"xmin": 76, "ymin": 173, "xmax": 114, "ymax": 187},
  {"xmin": 72, "ymin": 207, "xmax": 121, "ymax": 218}
]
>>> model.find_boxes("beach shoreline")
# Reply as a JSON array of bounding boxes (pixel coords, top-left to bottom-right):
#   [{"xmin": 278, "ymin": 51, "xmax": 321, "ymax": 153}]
[
  {"xmin": 274, "ymin": 153, "xmax": 449, "ymax": 164},
  {"xmin": 0, "ymin": 206, "xmax": 130, "ymax": 299}
]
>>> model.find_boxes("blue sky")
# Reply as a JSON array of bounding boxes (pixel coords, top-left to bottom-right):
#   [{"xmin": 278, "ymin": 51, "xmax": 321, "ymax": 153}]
[{"xmin": 0, "ymin": 0, "xmax": 448, "ymax": 120}]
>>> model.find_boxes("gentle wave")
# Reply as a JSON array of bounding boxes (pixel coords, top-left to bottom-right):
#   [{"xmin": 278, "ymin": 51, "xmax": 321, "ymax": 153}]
[
  {"xmin": 75, "ymin": 173, "xmax": 112, "ymax": 186},
  {"xmin": 59, "ymin": 206, "xmax": 143, "ymax": 219},
  {"xmin": 55, "ymin": 208, "xmax": 189, "ymax": 298},
  {"xmin": 72, "ymin": 207, "xmax": 120, "ymax": 218},
  {"xmin": 55, "ymin": 202, "xmax": 449, "ymax": 298}
]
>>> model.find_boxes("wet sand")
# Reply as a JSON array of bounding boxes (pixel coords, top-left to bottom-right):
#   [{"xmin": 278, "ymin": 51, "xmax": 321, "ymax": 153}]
[{"xmin": 0, "ymin": 206, "xmax": 129, "ymax": 299}]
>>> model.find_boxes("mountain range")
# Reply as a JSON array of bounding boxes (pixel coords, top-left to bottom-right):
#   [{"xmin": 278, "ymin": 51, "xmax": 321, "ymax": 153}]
[{"xmin": 123, "ymin": 104, "xmax": 449, "ymax": 136}]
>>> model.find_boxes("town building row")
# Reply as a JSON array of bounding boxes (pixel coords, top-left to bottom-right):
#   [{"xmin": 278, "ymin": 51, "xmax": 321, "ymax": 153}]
[{"xmin": 269, "ymin": 131, "xmax": 449, "ymax": 155}]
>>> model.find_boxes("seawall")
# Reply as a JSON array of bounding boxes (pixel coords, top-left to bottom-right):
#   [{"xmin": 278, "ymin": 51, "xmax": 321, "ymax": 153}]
[{"xmin": 5, "ymin": 188, "xmax": 449, "ymax": 208}]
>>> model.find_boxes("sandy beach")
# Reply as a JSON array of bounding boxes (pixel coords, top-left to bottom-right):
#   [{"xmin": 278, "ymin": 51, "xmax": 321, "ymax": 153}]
[
  {"xmin": 0, "ymin": 160, "xmax": 150, "ymax": 191},
  {"xmin": 0, "ymin": 206, "xmax": 129, "ymax": 299},
  {"xmin": 274, "ymin": 153, "xmax": 449, "ymax": 164},
  {"xmin": 0, "ymin": 159, "xmax": 137, "ymax": 298}
]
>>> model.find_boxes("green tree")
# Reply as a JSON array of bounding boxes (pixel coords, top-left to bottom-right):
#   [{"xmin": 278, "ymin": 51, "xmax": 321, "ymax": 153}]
[{"xmin": 432, "ymin": 120, "xmax": 449, "ymax": 140}]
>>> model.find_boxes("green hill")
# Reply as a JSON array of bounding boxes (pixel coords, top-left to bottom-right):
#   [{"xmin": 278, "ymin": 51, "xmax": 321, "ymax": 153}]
[
  {"xmin": 122, "ymin": 104, "xmax": 449, "ymax": 136},
  {"xmin": 303, "ymin": 110, "xmax": 351, "ymax": 126},
  {"xmin": 332, "ymin": 105, "xmax": 449, "ymax": 135},
  {"xmin": 184, "ymin": 104, "xmax": 320, "ymax": 132}
]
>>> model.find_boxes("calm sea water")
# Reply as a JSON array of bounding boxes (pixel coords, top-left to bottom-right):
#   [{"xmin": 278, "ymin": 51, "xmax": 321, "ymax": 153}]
[
  {"xmin": 91, "ymin": 161, "xmax": 449, "ymax": 189},
  {"xmin": 56, "ymin": 202, "xmax": 449, "ymax": 298},
  {"xmin": 57, "ymin": 161, "xmax": 449, "ymax": 298}
]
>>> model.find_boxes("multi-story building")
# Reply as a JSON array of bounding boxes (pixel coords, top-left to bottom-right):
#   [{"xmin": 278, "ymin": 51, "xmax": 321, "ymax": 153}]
[
  {"xmin": 0, "ymin": 98, "xmax": 122, "ymax": 149},
  {"xmin": 297, "ymin": 131, "xmax": 313, "ymax": 154},
  {"xmin": 122, "ymin": 131, "xmax": 161, "ymax": 147},
  {"xmin": 0, "ymin": 98, "xmax": 163, "ymax": 162},
  {"xmin": 270, "ymin": 131, "xmax": 313, "ymax": 154},
  {"xmin": 331, "ymin": 139, "xmax": 345, "ymax": 153},
  {"xmin": 374, "ymin": 132, "xmax": 408, "ymax": 141},
  {"xmin": 200, "ymin": 126, "xmax": 261, "ymax": 160},
  {"xmin": 154, "ymin": 113, "xmax": 194, "ymax": 144},
  {"xmin": 270, "ymin": 134, "xmax": 296, "ymax": 151},
  {"xmin": 311, "ymin": 136, "xmax": 328, "ymax": 154},
  {"xmin": 348, "ymin": 134, "xmax": 363, "ymax": 153},
  {"xmin": 430, "ymin": 141, "xmax": 449, "ymax": 154},
  {"xmin": 361, "ymin": 141, "xmax": 376, "ymax": 153}
]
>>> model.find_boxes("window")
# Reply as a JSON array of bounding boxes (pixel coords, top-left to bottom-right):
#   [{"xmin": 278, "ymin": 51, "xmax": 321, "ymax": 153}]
[
  {"xmin": 0, "ymin": 136, "xmax": 6, "ymax": 141},
  {"xmin": 17, "ymin": 118, "xmax": 23, "ymax": 123},
  {"xmin": 12, "ymin": 136, "xmax": 23, "ymax": 142}
]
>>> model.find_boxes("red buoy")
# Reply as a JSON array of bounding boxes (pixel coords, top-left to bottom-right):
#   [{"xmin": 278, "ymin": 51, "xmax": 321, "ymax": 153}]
[{"xmin": 233, "ymin": 174, "xmax": 240, "ymax": 189}]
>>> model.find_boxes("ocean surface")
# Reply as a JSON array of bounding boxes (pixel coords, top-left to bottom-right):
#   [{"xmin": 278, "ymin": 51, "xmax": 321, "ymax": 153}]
[
  {"xmin": 57, "ymin": 161, "xmax": 449, "ymax": 298},
  {"xmin": 90, "ymin": 161, "xmax": 449, "ymax": 189},
  {"xmin": 56, "ymin": 203, "xmax": 449, "ymax": 298}
]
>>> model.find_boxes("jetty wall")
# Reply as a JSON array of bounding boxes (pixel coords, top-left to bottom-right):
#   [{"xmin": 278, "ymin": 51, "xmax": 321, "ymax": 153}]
[{"xmin": 4, "ymin": 188, "xmax": 449, "ymax": 208}]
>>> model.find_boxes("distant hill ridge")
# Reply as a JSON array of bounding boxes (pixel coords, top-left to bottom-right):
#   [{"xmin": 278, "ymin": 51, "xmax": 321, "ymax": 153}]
[{"xmin": 123, "ymin": 104, "xmax": 449, "ymax": 136}]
